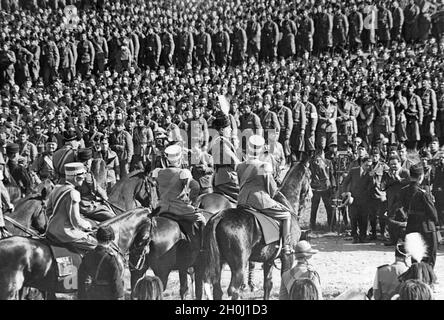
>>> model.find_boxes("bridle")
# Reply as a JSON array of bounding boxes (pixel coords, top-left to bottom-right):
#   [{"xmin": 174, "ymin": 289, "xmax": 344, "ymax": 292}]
[{"xmin": 130, "ymin": 216, "xmax": 156, "ymax": 271}]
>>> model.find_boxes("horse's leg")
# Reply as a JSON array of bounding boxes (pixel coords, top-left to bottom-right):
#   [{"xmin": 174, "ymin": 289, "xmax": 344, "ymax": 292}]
[
  {"xmin": 179, "ymin": 269, "xmax": 189, "ymax": 300},
  {"xmin": 263, "ymin": 261, "xmax": 274, "ymax": 300},
  {"xmin": 193, "ymin": 262, "xmax": 204, "ymax": 300}
]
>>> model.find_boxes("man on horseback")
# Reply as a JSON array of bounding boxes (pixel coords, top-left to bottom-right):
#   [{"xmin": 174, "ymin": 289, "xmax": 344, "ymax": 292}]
[
  {"xmin": 151, "ymin": 144, "xmax": 206, "ymax": 227},
  {"xmin": 46, "ymin": 163, "xmax": 97, "ymax": 252},
  {"xmin": 208, "ymin": 112, "xmax": 240, "ymax": 202},
  {"xmin": 76, "ymin": 148, "xmax": 115, "ymax": 222},
  {"xmin": 236, "ymin": 135, "xmax": 294, "ymax": 255},
  {"xmin": 53, "ymin": 130, "xmax": 81, "ymax": 183}
]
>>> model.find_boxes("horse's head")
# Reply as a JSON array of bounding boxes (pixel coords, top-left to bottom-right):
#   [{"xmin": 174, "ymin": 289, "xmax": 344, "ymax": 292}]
[
  {"xmin": 39, "ymin": 179, "xmax": 55, "ymax": 200},
  {"xmin": 136, "ymin": 176, "xmax": 158, "ymax": 209},
  {"xmin": 128, "ymin": 217, "xmax": 156, "ymax": 272},
  {"xmin": 31, "ymin": 203, "xmax": 48, "ymax": 234}
]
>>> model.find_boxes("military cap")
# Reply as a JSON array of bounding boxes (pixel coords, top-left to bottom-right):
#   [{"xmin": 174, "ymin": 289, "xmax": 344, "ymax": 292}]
[
  {"xmin": 63, "ymin": 130, "xmax": 78, "ymax": 142},
  {"xmin": 164, "ymin": 144, "xmax": 182, "ymax": 162},
  {"xmin": 409, "ymin": 163, "xmax": 424, "ymax": 178},
  {"xmin": 64, "ymin": 162, "xmax": 86, "ymax": 177},
  {"xmin": 213, "ymin": 113, "xmax": 230, "ymax": 130},
  {"xmin": 77, "ymin": 148, "xmax": 93, "ymax": 162},
  {"xmin": 6, "ymin": 143, "xmax": 19, "ymax": 154},
  {"xmin": 96, "ymin": 226, "xmax": 115, "ymax": 243}
]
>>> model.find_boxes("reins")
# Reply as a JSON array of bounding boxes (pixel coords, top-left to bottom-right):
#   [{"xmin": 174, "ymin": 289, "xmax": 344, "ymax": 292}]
[{"xmin": 132, "ymin": 216, "xmax": 155, "ymax": 271}]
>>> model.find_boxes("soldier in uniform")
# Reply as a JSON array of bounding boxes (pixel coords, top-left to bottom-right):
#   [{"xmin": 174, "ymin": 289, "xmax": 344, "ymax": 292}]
[
  {"xmin": 186, "ymin": 107, "xmax": 209, "ymax": 152},
  {"xmin": 29, "ymin": 122, "xmax": 48, "ymax": 156},
  {"xmin": 93, "ymin": 136, "xmax": 120, "ymax": 191},
  {"xmin": 189, "ymin": 142, "xmax": 214, "ymax": 196},
  {"xmin": 257, "ymin": 96, "xmax": 280, "ymax": 146},
  {"xmin": 313, "ymin": 5, "xmax": 332, "ymax": 56},
  {"xmin": 46, "ymin": 163, "xmax": 96, "ymax": 252},
  {"xmin": 374, "ymin": 89, "xmax": 396, "ymax": 143},
  {"xmin": 208, "ymin": 113, "xmax": 240, "ymax": 202},
  {"xmin": 0, "ymin": 42, "xmax": 16, "ymax": 86},
  {"xmin": 53, "ymin": 130, "xmax": 80, "ymax": 183},
  {"xmin": 418, "ymin": 79, "xmax": 437, "ymax": 147},
  {"xmin": 301, "ymin": 89, "xmax": 318, "ymax": 160},
  {"xmin": 237, "ymin": 135, "xmax": 293, "ymax": 255},
  {"xmin": 309, "ymin": 148, "xmax": 336, "ymax": 230},
  {"xmin": 5, "ymin": 143, "xmax": 32, "ymax": 196},
  {"xmin": 78, "ymin": 226, "xmax": 125, "ymax": 300},
  {"xmin": 151, "ymin": 144, "xmax": 205, "ymax": 224},
  {"xmin": 246, "ymin": 12, "xmax": 261, "ymax": 61},
  {"xmin": 278, "ymin": 19, "xmax": 296, "ymax": 59},
  {"xmin": 176, "ymin": 24, "xmax": 194, "ymax": 70},
  {"xmin": 431, "ymin": 152, "xmax": 444, "ymax": 226},
  {"xmin": 316, "ymin": 92, "xmax": 338, "ymax": 152},
  {"xmin": 40, "ymin": 34, "xmax": 60, "ymax": 85},
  {"xmin": 337, "ymin": 91, "xmax": 358, "ymax": 150},
  {"xmin": 261, "ymin": 14, "xmax": 279, "ymax": 62},
  {"xmin": 194, "ymin": 22, "xmax": 212, "ymax": 69},
  {"xmin": 332, "ymin": 4, "xmax": 349, "ymax": 54},
  {"xmin": 160, "ymin": 25, "xmax": 175, "ymax": 68},
  {"xmin": 212, "ymin": 23, "xmax": 230, "ymax": 68},
  {"xmin": 289, "ymin": 91, "xmax": 307, "ymax": 163},
  {"xmin": 405, "ymin": 83, "xmax": 423, "ymax": 151},
  {"xmin": 143, "ymin": 25, "xmax": 162, "ymax": 70},
  {"xmin": 273, "ymin": 94, "xmax": 293, "ymax": 164},
  {"xmin": 403, "ymin": 0, "xmax": 420, "ymax": 43},
  {"xmin": 30, "ymin": 138, "xmax": 58, "ymax": 182},
  {"xmin": 239, "ymin": 103, "xmax": 263, "ymax": 153},
  {"xmin": 391, "ymin": 1, "xmax": 405, "ymax": 43},
  {"xmin": 376, "ymin": 1, "xmax": 393, "ymax": 48},
  {"xmin": 77, "ymin": 32, "xmax": 95, "ymax": 77},
  {"xmin": 394, "ymin": 164, "xmax": 439, "ymax": 267},
  {"xmin": 109, "ymin": 119, "xmax": 133, "ymax": 179},
  {"xmin": 77, "ymin": 148, "xmax": 115, "ymax": 222},
  {"xmin": 231, "ymin": 21, "xmax": 247, "ymax": 67},
  {"xmin": 391, "ymin": 85, "xmax": 408, "ymax": 144},
  {"xmin": 131, "ymin": 115, "xmax": 153, "ymax": 172},
  {"xmin": 297, "ymin": 7, "xmax": 314, "ymax": 57},
  {"xmin": 91, "ymin": 28, "xmax": 108, "ymax": 75},
  {"xmin": 17, "ymin": 128, "xmax": 38, "ymax": 168},
  {"xmin": 372, "ymin": 244, "xmax": 409, "ymax": 300},
  {"xmin": 348, "ymin": 1, "xmax": 363, "ymax": 53}
]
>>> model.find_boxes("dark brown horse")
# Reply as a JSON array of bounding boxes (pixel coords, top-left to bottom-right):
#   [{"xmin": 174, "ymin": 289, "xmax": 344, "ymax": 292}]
[
  {"xmin": 128, "ymin": 213, "xmax": 210, "ymax": 300},
  {"xmin": 108, "ymin": 170, "xmax": 158, "ymax": 211},
  {"xmin": 0, "ymin": 208, "xmax": 151, "ymax": 300},
  {"xmin": 201, "ymin": 160, "xmax": 312, "ymax": 300},
  {"xmin": 194, "ymin": 193, "xmax": 236, "ymax": 214}
]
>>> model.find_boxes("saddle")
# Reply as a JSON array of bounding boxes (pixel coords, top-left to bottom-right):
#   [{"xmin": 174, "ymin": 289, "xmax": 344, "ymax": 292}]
[
  {"xmin": 42, "ymin": 236, "xmax": 84, "ymax": 293},
  {"xmin": 238, "ymin": 205, "xmax": 281, "ymax": 245},
  {"xmin": 160, "ymin": 211, "xmax": 212, "ymax": 243}
]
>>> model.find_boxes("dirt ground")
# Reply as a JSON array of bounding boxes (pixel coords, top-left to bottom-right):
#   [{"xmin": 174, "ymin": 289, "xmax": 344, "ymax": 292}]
[{"xmin": 133, "ymin": 201, "xmax": 444, "ymax": 300}]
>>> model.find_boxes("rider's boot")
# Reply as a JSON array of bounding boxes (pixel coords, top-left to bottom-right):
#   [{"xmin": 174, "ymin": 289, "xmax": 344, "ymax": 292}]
[{"xmin": 282, "ymin": 218, "xmax": 293, "ymax": 255}]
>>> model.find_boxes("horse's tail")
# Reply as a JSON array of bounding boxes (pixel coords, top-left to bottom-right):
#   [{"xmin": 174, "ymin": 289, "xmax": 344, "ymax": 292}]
[{"xmin": 202, "ymin": 212, "xmax": 224, "ymax": 284}]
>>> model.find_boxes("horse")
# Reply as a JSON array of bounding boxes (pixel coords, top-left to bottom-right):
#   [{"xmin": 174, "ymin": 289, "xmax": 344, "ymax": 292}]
[
  {"xmin": 4, "ymin": 180, "xmax": 54, "ymax": 236},
  {"xmin": 201, "ymin": 160, "xmax": 312, "ymax": 300},
  {"xmin": 0, "ymin": 207, "xmax": 151, "ymax": 300},
  {"xmin": 4, "ymin": 176, "xmax": 22, "ymax": 205},
  {"xmin": 194, "ymin": 192, "xmax": 236, "ymax": 214},
  {"xmin": 127, "ymin": 210, "xmax": 211, "ymax": 300},
  {"xmin": 108, "ymin": 170, "xmax": 158, "ymax": 211}
]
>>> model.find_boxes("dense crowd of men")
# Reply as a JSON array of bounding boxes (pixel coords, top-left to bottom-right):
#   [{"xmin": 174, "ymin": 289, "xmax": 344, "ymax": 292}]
[{"xmin": 0, "ymin": 0, "xmax": 443, "ymax": 301}]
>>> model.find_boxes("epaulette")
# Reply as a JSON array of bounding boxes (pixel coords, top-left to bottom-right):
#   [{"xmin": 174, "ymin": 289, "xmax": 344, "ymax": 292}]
[{"xmin": 377, "ymin": 264, "xmax": 389, "ymax": 269}]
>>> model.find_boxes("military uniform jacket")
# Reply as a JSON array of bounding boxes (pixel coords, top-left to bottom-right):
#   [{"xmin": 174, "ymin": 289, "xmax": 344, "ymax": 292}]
[
  {"xmin": 186, "ymin": 117, "xmax": 209, "ymax": 147},
  {"xmin": 297, "ymin": 17, "xmax": 315, "ymax": 40},
  {"xmin": 151, "ymin": 166, "xmax": 196, "ymax": 216},
  {"xmin": 41, "ymin": 41, "xmax": 60, "ymax": 67},
  {"xmin": 310, "ymin": 157, "xmax": 336, "ymax": 191},
  {"xmin": 377, "ymin": 7, "xmax": 393, "ymax": 36},
  {"xmin": 292, "ymin": 101, "xmax": 307, "ymax": 130},
  {"xmin": 145, "ymin": 33, "xmax": 162, "ymax": 58},
  {"xmin": 239, "ymin": 112, "xmax": 262, "ymax": 133},
  {"xmin": 419, "ymin": 88, "xmax": 437, "ymax": 118},
  {"xmin": 194, "ymin": 32, "xmax": 212, "ymax": 56},
  {"xmin": 232, "ymin": 27, "xmax": 247, "ymax": 53},
  {"xmin": 395, "ymin": 182, "xmax": 438, "ymax": 234},
  {"xmin": 375, "ymin": 99, "xmax": 395, "ymax": 129},
  {"xmin": 208, "ymin": 136, "xmax": 239, "ymax": 186},
  {"xmin": 77, "ymin": 40, "xmax": 95, "ymax": 64},
  {"xmin": 237, "ymin": 158, "xmax": 278, "ymax": 210},
  {"xmin": 78, "ymin": 245, "xmax": 124, "ymax": 300},
  {"xmin": 405, "ymin": 93, "xmax": 423, "ymax": 123},
  {"xmin": 261, "ymin": 20, "xmax": 279, "ymax": 46},
  {"xmin": 392, "ymin": 7, "xmax": 405, "ymax": 28},
  {"xmin": 246, "ymin": 20, "xmax": 261, "ymax": 50},
  {"xmin": 275, "ymin": 107, "xmax": 293, "ymax": 140},
  {"xmin": 258, "ymin": 110, "xmax": 280, "ymax": 133},
  {"xmin": 91, "ymin": 36, "xmax": 109, "ymax": 58},
  {"xmin": 133, "ymin": 126, "xmax": 153, "ymax": 155},
  {"xmin": 304, "ymin": 101, "xmax": 318, "ymax": 133},
  {"xmin": 314, "ymin": 12, "xmax": 333, "ymax": 48},
  {"xmin": 348, "ymin": 11, "xmax": 363, "ymax": 43},
  {"xmin": 161, "ymin": 31, "xmax": 175, "ymax": 57},
  {"xmin": 178, "ymin": 31, "xmax": 194, "ymax": 54},
  {"xmin": 317, "ymin": 102, "xmax": 337, "ymax": 133},
  {"xmin": 110, "ymin": 130, "xmax": 133, "ymax": 162},
  {"xmin": 213, "ymin": 30, "xmax": 230, "ymax": 54},
  {"xmin": 46, "ymin": 182, "xmax": 91, "ymax": 243},
  {"xmin": 31, "ymin": 153, "xmax": 55, "ymax": 180}
]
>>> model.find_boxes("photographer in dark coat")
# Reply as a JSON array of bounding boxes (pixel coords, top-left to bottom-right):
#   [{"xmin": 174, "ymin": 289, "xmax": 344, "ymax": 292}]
[{"xmin": 78, "ymin": 226, "xmax": 125, "ymax": 300}]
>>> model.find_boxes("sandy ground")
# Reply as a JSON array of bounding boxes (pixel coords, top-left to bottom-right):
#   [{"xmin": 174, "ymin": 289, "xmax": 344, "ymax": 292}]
[{"xmin": 133, "ymin": 201, "xmax": 444, "ymax": 300}]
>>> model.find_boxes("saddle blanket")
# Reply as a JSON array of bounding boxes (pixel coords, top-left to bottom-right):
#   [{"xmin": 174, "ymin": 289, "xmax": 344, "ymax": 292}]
[
  {"xmin": 49, "ymin": 245, "xmax": 83, "ymax": 293},
  {"xmin": 239, "ymin": 207, "xmax": 281, "ymax": 245}
]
